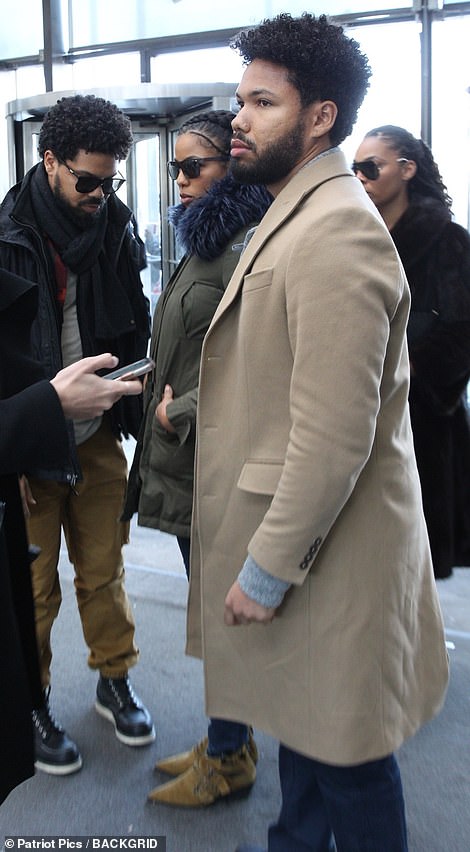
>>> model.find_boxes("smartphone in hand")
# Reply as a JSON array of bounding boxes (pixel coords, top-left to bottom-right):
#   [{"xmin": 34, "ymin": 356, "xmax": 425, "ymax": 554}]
[{"xmin": 104, "ymin": 357, "xmax": 155, "ymax": 381}]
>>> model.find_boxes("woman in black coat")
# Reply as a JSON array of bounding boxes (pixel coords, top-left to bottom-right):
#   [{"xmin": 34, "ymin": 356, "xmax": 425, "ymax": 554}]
[
  {"xmin": 354, "ymin": 126, "xmax": 470, "ymax": 578},
  {"xmin": 0, "ymin": 269, "xmax": 142, "ymax": 802}
]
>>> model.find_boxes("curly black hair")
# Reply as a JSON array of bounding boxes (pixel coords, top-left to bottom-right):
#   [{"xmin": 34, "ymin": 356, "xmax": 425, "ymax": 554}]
[
  {"xmin": 231, "ymin": 12, "xmax": 371, "ymax": 146},
  {"xmin": 177, "ymin": 110, "xmax": 235, "ymax": 155},
  {"xmin": 365, "ymin": 125, "xmax": 452, "ymax": 209},
  {"xmin": 38, "ymin": 94, "xmax": 133, "ymax": 161}
]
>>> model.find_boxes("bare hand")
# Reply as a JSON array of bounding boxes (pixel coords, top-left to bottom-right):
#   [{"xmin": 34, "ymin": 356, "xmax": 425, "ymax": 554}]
[
  {"xmin": 19, "ymin": 475, "xmax": 36, "ymax": 519},
  {"xmin": 51, "ymin": 354, "xmax": 142, "ymax": 420},
  {"xmin": 224, "ymin": 581, "xmax": 277, "ymax": 626},
  {"xmin": 156, "ymin": 384, "xmax": 176, "ymax": 433}
]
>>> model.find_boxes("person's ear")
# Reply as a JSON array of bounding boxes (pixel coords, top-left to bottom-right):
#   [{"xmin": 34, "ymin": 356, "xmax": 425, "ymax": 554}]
[
  {"xmin": 43, "ymin": 149, "xmax": 57, "ymax": 176},
  {"xmin": 309, "ymin": 100, "xmax": 338, "ymax": 139},
  {"xmin": 402, "ymin": 159, "xmax": 417, "ymax": 182}
]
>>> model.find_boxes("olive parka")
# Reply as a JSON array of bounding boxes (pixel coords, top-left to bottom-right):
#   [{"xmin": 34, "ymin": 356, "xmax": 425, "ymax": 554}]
[{"xmin": 125, "ymin": 175, "xmax": 272, "ymax": 537}]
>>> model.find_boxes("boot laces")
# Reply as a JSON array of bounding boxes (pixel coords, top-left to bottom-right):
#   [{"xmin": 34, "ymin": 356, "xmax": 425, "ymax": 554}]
[
  {"xmin": 106, "ymin": 676, "xmax": 139, "ymax": 710},
  {"xmin": 32, "ymin": 688, "xmax": 64, "ymax": 740}
]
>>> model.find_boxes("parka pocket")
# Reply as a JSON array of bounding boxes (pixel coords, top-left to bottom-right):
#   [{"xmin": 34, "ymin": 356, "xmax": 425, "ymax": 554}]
[{"xmin": 181, "ymin": 280, "xmax": 224, "ymax": 338}]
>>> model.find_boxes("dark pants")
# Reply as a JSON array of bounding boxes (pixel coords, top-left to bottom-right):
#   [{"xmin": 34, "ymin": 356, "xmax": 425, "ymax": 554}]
[
  {"xmin": 268, "ymin": 745, "xmax": 408, "ymax": 852},
  {"xmin": 177, "ymin": 536, "xmax": 248, "ymax": 756}
]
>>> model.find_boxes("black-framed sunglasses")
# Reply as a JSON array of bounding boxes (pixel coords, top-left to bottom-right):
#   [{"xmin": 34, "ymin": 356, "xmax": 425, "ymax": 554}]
[
  {"xmin": 351, "ymin": 158, "xmax": 409, "ymax": 181},
  {"xmin": 167, "ymin": 155, "xmax": 229, "ymax": 180},
  {"xmin": 58, "ymin": 159, "xmax": 126, "ymax": 194}
]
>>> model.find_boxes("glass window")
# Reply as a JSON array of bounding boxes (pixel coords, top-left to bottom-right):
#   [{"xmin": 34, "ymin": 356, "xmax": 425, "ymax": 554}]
[
  {"xmin": 71, "ymin": 0, "xmax": 257, "ymax": 45},
  {"xmin": 69, "ymin": 53, "xmax": 141, "ymax": 89},
  {"xmin": 342, "ymin": 22, "xmax": 421, "ymax": 167},
  {"xmin": 431, "ymin": 16, "xmax": 470, "ymax": 228},
  {"xmin": 0, "ymin": 71, "xmax": 17, "ymax": 198},
  {"xmin": 151, "ymin": 47, "xmax": 243, "ymax": 85},
  {"xmin": 14, "ymin": 65, "xmax": 46, "ymax": 100},
  {"xmin": 0, "ymin": 0, "xmax": 43, "ymax": 59},
  {"xmin": 271, "ymin": 1, "xmax": 406, "ymax": 13},
  {"xmin": 71, "ymin": 1, "xmax": 414, "ymax": 46}
]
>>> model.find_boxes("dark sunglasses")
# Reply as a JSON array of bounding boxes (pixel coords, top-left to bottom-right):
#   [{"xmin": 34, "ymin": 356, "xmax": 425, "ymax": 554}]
[
  {"xmin": 59, "ymin": 159, "xmax": 126, "ymax": 194},
  {"xmin": 351, "ymin": 160, "xmax": 381, "ymax": 180},
  {"xmin": 351, "ymin": 158, "xmax": 409, "ymax": 181},
  {"xmin": 167, "ymin": 155, "xmax": 229, "ymax": 180}
]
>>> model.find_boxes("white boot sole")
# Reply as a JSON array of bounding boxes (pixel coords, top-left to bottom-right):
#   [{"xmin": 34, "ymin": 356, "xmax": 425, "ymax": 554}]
[{"xmin": 95, "ymin": 700, "xmax": 156, "ymax": 746}]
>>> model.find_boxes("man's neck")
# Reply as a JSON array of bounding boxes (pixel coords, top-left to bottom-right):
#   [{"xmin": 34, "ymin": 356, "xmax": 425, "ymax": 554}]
[{"xmin": 267, "ymin": 140, "xmax": 334, "ymax": 197}]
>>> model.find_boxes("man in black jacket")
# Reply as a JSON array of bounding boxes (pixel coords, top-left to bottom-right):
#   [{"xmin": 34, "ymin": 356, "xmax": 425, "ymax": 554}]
[
  {"xmin": 0, "ymin": 95, "xmax": 154, "ymax": 776},
  {"xmin": 0, "ymin": 268, "xmax": 144, "ymax": 802}
]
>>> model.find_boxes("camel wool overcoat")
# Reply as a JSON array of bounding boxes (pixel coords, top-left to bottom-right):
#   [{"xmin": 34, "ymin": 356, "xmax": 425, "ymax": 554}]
[{"xmin": 187, "ymin": 149, "xmax": 449, "ymax": 765}]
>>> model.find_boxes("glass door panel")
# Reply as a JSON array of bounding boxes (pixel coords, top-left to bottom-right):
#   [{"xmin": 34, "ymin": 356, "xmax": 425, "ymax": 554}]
[{"xmin": 130, "ymin": 133, "xmax": 163, "ymax": 314}]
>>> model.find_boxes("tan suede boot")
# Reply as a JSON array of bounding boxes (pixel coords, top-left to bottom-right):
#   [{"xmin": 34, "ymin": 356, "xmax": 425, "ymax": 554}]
[
  {"xmin": 148, "ymin": 745, "xmax": 256, "ymax": 806},
  {"xmin": 154, "ymin": 727, "xmax": 258, "ymax": 776}
]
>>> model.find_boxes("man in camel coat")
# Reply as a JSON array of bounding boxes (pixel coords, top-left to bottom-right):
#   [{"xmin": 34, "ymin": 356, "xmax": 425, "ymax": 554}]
[{"xmin": 186, "ymin": 13, "xmax": 449, "ymax": 852}]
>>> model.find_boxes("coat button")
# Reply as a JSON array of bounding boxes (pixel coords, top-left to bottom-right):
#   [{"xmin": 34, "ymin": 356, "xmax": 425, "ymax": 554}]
[{"xmin": 298, "ymin": 536, "xmax": 323, "ymax": 570}]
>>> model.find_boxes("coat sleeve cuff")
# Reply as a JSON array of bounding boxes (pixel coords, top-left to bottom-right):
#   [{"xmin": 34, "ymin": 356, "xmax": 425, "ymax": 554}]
[
  {"xmin": 166, "ymin": 389, "xmax": 197, "ymax": 445},
  {"xmin": 238, "ymin": 554, "xmax": 291, "ymax": 608}
]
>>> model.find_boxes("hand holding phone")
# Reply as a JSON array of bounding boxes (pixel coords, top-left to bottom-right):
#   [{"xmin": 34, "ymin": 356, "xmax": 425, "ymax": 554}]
[
  {"xmin": 51, "ymin": 353, "xmax": 143, "ymax": 420},
  {"xmin": 104, "ymin": 357, "xmax": 155, "ymax": 381}
]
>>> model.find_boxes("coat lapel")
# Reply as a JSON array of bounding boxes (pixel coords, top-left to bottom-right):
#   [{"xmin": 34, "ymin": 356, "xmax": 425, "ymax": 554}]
[{"xmin": 207, "ymin": 150, "xmax": 353, "ymax": 328}]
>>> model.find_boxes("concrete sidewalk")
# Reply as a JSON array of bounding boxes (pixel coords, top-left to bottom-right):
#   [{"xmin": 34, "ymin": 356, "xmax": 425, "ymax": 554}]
[{"xmin": 1, "ymin": 510, "xmax": 469, "ymax": 851}]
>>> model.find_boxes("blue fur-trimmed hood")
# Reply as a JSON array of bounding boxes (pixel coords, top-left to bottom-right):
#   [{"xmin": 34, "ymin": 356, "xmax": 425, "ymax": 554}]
[{"xmin": 168, "ymin": 174, "xmax": 272, "ymax": 261}]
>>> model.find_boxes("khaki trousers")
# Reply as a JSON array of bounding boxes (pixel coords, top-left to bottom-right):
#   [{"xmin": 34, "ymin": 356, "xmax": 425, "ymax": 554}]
[{"xmin": 27, "ymin": 418, "xmax": 138, "ymax": 687}]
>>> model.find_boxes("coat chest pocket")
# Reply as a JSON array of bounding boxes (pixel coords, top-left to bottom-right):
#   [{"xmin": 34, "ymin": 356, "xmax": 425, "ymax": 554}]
[{"xmin": 242, "ymin": 267, "xmax": 273, "ymax": 293}]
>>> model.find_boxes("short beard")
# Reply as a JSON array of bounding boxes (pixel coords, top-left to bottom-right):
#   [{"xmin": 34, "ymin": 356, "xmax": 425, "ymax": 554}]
[
  {"xmin": 52, "ymin": 175, "xmax": 105, "ymax": 230},
  {"xmin": 230, "ymin": 118, "xmax": 306, "ymax": 186}
]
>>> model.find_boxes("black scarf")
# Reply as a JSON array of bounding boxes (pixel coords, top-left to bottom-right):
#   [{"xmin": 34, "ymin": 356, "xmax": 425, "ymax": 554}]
[{"xmin": 29, "ymin": 164, "xmax": 135, "ymax": 343}]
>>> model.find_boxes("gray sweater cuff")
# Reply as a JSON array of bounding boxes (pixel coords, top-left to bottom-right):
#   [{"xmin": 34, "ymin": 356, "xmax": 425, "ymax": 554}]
[{"xmin": 238, "ymin": 554, "xmax": 291, "ymax": 608}]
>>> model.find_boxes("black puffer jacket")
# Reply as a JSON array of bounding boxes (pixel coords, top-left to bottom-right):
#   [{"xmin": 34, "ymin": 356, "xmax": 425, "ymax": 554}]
[
  {"xmin": 391, "ymin": 197, "xmax": 470, "ymax": 577},
  {"xmin": 0, "ymin": 164, "xmax": 150, "ymax": 482},
  {"xmin": 124, "ymin": 175, "xmax": 271, "ymax": 537}
]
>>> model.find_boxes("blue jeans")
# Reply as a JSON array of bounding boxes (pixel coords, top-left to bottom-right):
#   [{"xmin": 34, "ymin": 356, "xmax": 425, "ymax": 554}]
[
  {"xmin": 177, "ymin": 536, "xmax": 249, "ymax": 756},
  {"xmin": 268, "ymin": 745, "xmax": 408, "ymax": 852},
  {"xmin": 176, "ymin": 536, "xmax": 191, "ymax": 580}
]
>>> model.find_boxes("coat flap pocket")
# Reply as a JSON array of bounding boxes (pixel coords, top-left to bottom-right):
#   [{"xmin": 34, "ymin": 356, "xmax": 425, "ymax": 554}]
[
  {"xmin": 237, "ymin": 460, "xmax": 283, "ymax": 495},
  {"xmin": 242, "ymin": 267, "xmax": 273, "ymax": 293}
]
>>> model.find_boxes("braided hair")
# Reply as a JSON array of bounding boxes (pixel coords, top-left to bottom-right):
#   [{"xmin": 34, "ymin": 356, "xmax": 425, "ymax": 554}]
[
  {"xmin": 365, "ymin": 125, "xmax": 452, "ymax": 210},
  {"xmin": 177, "ymin": 110, "xmax": 234, "ymax": 156}
]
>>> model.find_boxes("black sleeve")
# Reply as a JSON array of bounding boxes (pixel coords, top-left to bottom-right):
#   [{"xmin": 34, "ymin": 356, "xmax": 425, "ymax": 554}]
[
  {"xmin": 0, "ymin": 381, "xmax": 69, "ymax": 475},
  {"xmin": 410, "ymin": 224, "xmax": 470, "ymax": 410}
]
